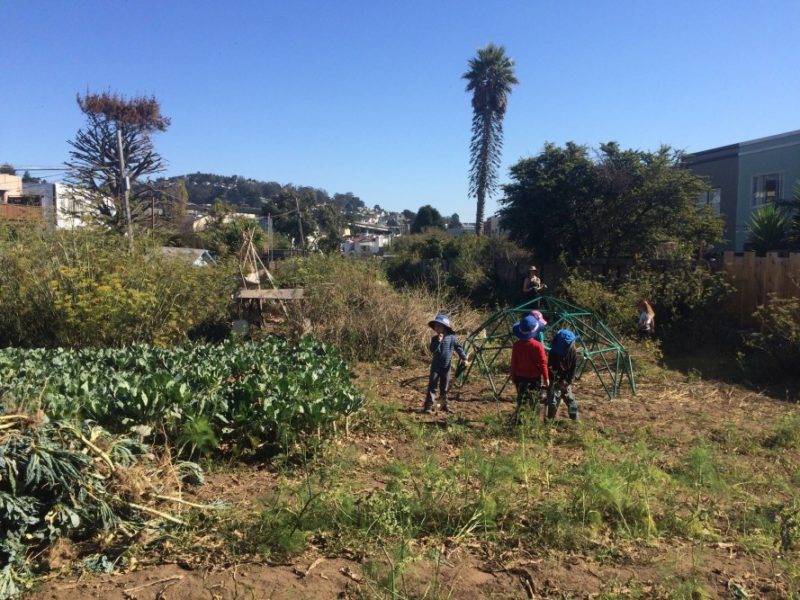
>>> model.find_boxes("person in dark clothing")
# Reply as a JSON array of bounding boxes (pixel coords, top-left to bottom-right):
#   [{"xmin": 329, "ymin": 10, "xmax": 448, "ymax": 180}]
[
  {"xmin": 511, "ymin": 315, "xmax": 550, "ymax": 423},
  {"xmin": 522, "ymin": 265, "xmax": 544, "ymax": 294},
  {"xmin": 547, "ymin": 328, "xmax": 579, "ymax": 420},
  {"xmin": 424, "ymin": 314, "xmax": 469, "ymax": 414}
]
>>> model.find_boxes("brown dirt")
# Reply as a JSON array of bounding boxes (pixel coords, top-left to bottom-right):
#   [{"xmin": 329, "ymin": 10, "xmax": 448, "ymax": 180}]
[{"xmin": 31, "ymin": 360, "xmax": 800, "ymax": 599}]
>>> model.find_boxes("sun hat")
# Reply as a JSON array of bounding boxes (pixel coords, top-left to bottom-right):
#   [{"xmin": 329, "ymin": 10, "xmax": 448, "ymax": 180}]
[
  {"xmin": 512, "ymin": 315, "xmax": 538, "ymax": 341},
  {"xmin": 428, "ymin": 314, "xmax": 454, "ymax": 334},
  {"xmin": 550, "ymin": 328, "xmax": 578, "ymax": 355},
  {"xmin": 530, "ymin": 310, "xmax": 547, "ymax": 326},
  {"xmin": 529, "ymin": 265, "xmax": 537, "ymax": 271}
]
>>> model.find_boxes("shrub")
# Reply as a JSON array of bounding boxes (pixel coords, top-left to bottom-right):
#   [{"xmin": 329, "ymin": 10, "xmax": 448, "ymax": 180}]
[
  {"xmin": 748, "ymin": 295, "xmax": 800, "ymax": 379},
  {"xmin": 383, "ymin": 232, "xmax": 531, "ymax": 306},
  {"xmin": 559, "ymin": 264, "xmax": 735, "ymax": 349},
  {"xmin": 275, "ymin": 254, "xmax": 484, "ymax": 364},
  {"xmin": 0, "ymin": 225, "xmax": 237, "ymax": 347}
]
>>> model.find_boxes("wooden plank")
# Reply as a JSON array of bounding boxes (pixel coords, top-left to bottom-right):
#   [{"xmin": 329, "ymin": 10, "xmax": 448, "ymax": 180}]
[
  {"xmin": 766, "ymin": 252, "xmax": 779, "ymax": 300},
  {"xmin": 236, "ymin": 288, "xmax": 305, "ymax": 300},
  {"xmin": 743, "ymin": 251, "xmax": 756, "ymax": 321},
  {"xmin": 790, "ymin": 253, "xmax": 800, "ymax": 298}
]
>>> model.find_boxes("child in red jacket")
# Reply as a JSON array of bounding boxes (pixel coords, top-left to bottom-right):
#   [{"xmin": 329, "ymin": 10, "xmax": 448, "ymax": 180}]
[{"xmin": 511, "ymin": 315, "xmax": 549, "ymax": 423}]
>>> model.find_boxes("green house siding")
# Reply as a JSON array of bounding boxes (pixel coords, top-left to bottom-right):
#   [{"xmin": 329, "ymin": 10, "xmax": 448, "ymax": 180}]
[
  {"xmin": 683, "ymin": 144, "xmax": 738, "ymax": 250},
  {"xmin": 736, "ymin": 134, "xmax": 800, "ymax": 251}
]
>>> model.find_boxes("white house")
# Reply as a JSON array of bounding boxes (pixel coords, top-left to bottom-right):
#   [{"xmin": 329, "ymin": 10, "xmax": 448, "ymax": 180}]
[{"xmin": 340, "ymin": 234, "xmax": 392, "ymax": 256}]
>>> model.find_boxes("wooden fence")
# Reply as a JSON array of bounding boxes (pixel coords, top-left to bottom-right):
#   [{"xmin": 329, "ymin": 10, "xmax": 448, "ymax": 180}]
[
  {"xmin": 722, "ymin": 251, "xmax": 800, "ymax": 323},
  {"xmin": 0, "ymin": 204, "xmax": 43, "ymax": 222}
]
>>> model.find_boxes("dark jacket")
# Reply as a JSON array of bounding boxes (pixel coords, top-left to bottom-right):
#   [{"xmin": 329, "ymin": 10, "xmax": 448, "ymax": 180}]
[
  {"xmin": 430, "ymin": 333, "xmax": 467, "ymax": 370},
  {"xmin": 548, "ymin": 343, "xmax": 577, "ymax": 382}
]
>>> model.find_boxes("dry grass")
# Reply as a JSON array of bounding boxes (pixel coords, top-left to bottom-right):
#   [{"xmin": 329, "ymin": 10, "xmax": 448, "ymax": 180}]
[{"xmin": 276, "ymin": 255, "xmax": 485, "ymax": 364}]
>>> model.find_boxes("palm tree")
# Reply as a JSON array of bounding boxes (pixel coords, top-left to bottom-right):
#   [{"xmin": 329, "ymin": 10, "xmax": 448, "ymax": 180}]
[
  {"xmin": 790, "ymin": 183, "xmax": 800, "ymax": 251},
  {"xmin": 748, "ymin": 203, "xmax": 791, "ymax": 255},
  {"xmin": 463, "ymin": 44, "xmax": 518, "ymax": 235}
]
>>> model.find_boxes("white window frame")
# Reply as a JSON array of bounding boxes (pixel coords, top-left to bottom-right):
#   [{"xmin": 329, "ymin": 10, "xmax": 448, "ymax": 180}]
[
  {"xmin": 752, "ymin": 173, "xmax": 783, "ymax": 207},
  {"xmin": 697, "ymin": 188, "xmax": 722, "ymax": 215}
]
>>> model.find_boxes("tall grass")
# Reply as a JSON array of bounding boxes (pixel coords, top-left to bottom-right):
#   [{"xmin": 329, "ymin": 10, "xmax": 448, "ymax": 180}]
[{"xmin": 275, "ymin": 255, "xmax": 484, "ymax": 364}]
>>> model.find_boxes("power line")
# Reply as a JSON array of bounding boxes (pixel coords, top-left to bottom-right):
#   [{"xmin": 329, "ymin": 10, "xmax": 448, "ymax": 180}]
[{"xmin": 1, "ymin": 166, "xmax": 67, "ymax": 171}]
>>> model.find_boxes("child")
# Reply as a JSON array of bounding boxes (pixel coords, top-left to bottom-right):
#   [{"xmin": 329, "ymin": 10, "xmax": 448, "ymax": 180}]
[
  {"xmin": 529, "ymin": 310, "xmax": 547, "ymax": 344},
  {"xmin": 547, "ymin": 328, "xmax": 579, "ymax": 420},
  {"xmin": 637, "ymin": 299, "xmax": 656, "ymax": 340},
  {"xmin": 424, "ymin": 314, "xmax": 469, "ymax": 414},
  {"xmin": 511, "ymin": 315, "xmax": 549, "ymax": 422}
]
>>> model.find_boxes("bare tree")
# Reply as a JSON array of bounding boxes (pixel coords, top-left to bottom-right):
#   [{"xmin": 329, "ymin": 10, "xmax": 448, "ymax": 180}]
[{"xmin": 65, "ymin": 92, "xmax": 171, "ymax": 239}]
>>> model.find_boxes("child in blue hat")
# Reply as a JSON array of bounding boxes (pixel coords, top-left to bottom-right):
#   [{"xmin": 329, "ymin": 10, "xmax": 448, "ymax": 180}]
[
  {"xmin": 547, "ymin": 328, "xmax": 579, "ymax": 420},
  {"xmin": 424, "ymin": 314, "xmax": 469, "ymax": 414},
  {"xmin": 511, "ymin": 315, "xmax": 550, "ymax": 423}
]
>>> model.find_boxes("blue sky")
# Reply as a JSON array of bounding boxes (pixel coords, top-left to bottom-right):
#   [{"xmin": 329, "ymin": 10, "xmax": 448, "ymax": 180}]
[{"xmin": 3, "ymin": 0, "xmax": 800, "ymax": 219}]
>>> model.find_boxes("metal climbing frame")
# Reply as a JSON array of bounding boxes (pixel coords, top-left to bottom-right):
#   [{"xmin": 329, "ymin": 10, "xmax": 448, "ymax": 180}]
[{"xmin": 454, "ymin": 295, "xmax": 636, "ymax": 400}]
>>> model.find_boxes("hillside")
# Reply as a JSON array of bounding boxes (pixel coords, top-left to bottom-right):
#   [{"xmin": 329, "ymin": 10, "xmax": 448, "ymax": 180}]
[{"xmin": 155, "ymin": 172, "xmax": 370, "ymax": 215}]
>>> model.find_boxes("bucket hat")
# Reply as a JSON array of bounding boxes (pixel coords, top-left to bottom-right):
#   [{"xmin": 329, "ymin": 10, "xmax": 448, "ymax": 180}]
[
  {"xmin": 530, "ymin": 310, "xmax": 547, "ymax": 326},
  {"xmin": 551, "ymin": 328, "xmax": 578, "ymax": 355},
  {"xmin": 428, "ymin": 314, "xmax": 454, "ymax": 334},
  {"xmin": 512, "ymin": 315, "xmax": 538, "ymax": 341}
]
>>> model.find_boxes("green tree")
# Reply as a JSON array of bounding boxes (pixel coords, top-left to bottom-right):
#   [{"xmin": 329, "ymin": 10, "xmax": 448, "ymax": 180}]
[
  {"xmin": 448, "ymin": 213, "xmax": 462, "ymax": 228},
  {"xmin": 262, "ymin": 189, "xmax": 317, "ymax": 249},
  {"xmin": 463, "ymin": 44, "xmax": 518, "ymax": 235},
  {"xmin": 163, "ymin": 179, "xmax": 189, "ymax": 223},
  {"xmin": 748, "ymin": 203, "xmax": 791, "ymax": 255},
  {"xmin": 65, "ymin": 92, "xmax": 170, "ymax": 234},
  {"xmin": 0, "ymin": 164, "xmax": 15, "ymax": 175},
  {"xmin": 411, "ymin": 205, "xmax": 445, "ymax": 233},
  {"xmin": 314, "ymin": 203, "xmax": 345, "ymax": 254},
  {"xmin": 499, "ymin": 142, "xmax": 721, "ymax": 264}
]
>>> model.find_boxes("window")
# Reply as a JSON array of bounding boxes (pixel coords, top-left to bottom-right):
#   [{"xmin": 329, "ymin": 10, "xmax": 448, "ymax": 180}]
[
  {"xmin": 7, "ymin": 195, "xmax": 42, "ymax": 207},
  {"xmin": 752, "ymin": 173, "xmax": 782, "ymax": 207},
  {"xmin": 697, "ymin": 188, "xmax": 721, "ymax": 214}
]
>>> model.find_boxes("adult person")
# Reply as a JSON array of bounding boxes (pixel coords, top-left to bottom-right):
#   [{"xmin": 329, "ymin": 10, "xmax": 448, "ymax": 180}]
[{"xmin": 522, "ymin": 265, "xmax": 544, "ymax": 294}]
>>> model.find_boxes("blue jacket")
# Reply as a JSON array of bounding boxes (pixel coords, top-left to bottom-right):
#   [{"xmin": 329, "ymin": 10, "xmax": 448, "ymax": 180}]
[{"xmin": 430, "ymin": 333, "xmax": 467, "ymax": 370}]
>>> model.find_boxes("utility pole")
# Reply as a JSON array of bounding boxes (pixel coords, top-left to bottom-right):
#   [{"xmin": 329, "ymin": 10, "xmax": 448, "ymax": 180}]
[
  {"xmin": 267, "ymin": 213, "xmax": 273, "ymax": 264},
  {"xmin": 294, "ymin": 193, "xmax": 305, "ymax": 255},
  {"xmin": 116, "ymin": 128, "xmax": 134, "ymax": 252}
]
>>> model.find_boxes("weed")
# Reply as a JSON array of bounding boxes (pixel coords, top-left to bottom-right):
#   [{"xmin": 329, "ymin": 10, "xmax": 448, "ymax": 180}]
[
  {"xmin": 764, "ymin": 413, "xmax": 800, "ymax": 450},
  {"xmin": 676, "ymin": 445, "xmax": 721, "ymax": 491}
]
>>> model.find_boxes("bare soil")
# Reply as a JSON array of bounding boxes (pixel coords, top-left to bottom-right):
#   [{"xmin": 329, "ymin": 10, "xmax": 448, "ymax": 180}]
[{"xmin": 31, "ymin": 360, "xmax": 800, "ymax": 599}]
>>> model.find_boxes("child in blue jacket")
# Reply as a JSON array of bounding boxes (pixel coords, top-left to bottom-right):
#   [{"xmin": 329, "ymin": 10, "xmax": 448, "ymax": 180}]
[{"xmin": 424, "ymin": 314, "xmax": 469, "ymax": 414}]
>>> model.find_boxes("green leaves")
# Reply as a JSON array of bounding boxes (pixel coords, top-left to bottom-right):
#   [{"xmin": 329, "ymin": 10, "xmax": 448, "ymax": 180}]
[{"xmin": 0, "ymin": 337, "xmax": 364, "ymax": 457}]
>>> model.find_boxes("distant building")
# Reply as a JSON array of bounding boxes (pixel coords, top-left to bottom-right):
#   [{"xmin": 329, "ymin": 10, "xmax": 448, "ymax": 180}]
[
  {"xmin": 159, "ymin": 247, "xmax": 216, "ymax": 266},
  {"xmin": 446, "ymin": 222, "xmax": 477, "ymax": 237},
  {"xmin": 0, "ymin": 174, "xmax": 85, "ymax": 228},
  {"xmin": 684, "ymin": 130, "xmax": 800, "ymax": 251},
  {"xmin": 483, "ymin": 214, "xmax": 506, "ymax": 236},
  {"xmin": 340, "ymin": 233, "xmax": 392, "ymax": 256}
]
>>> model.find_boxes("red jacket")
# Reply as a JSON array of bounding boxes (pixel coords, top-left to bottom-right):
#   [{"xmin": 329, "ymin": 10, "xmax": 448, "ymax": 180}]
[{"xmin": 511, "ymin": 338, "xmax": 549, "ymax": 385}]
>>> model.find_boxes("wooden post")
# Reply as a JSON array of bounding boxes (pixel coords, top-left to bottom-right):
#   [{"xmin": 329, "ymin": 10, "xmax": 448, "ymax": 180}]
[{"xmin": 116, "ymin": 129, "xmax": 134, "ymax": 252}]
